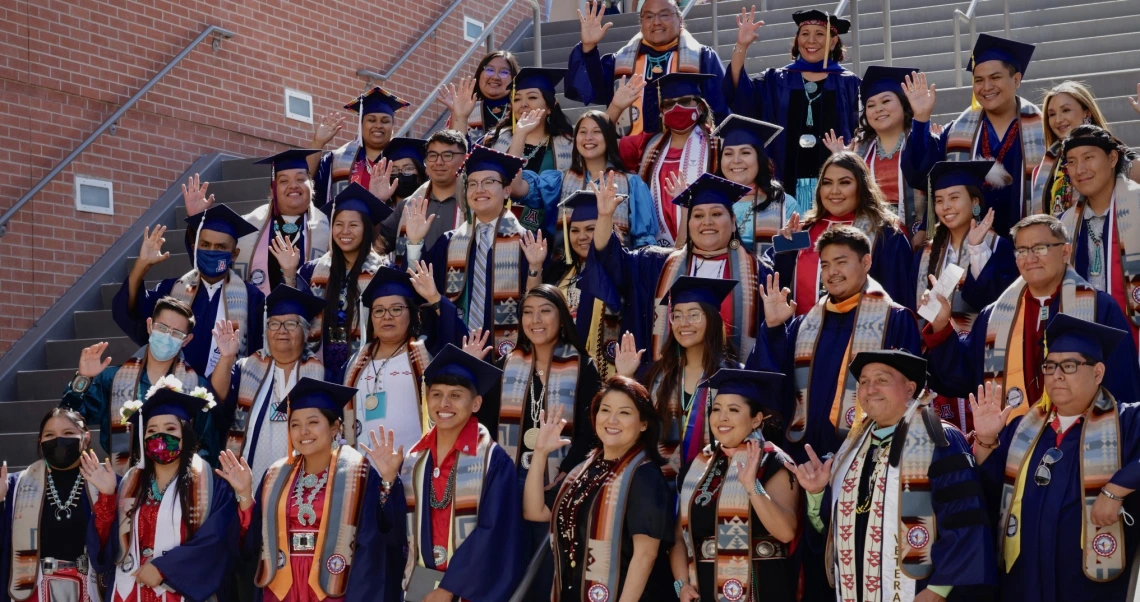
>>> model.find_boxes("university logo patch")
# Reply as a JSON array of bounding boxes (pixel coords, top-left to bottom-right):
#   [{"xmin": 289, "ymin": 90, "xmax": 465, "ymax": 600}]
[
  {"xmin": 1093, "ymin": 533, "xmax": 1118, "ymax": 557},
  {"xmin": 722, "ymin": 579, "xmax": 744, "ymax": 601},
  {"xmin": 907, "ymin": 525, "xmax": 930, "ymax": 549},
  {"xmin": 587, "ymin": 584, "xmax": 609, "ymax": 602},
  {"xmin": 326, "ymin": 554, "xmax": 346, "ymax": 574}
]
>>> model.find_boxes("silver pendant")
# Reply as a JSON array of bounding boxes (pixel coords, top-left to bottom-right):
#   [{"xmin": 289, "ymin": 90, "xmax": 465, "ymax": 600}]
[
  {"xmin": 432, "ymin": 467, "xmax": 440, "ymax": 479},
  {"xmin": 804, "ymin": 81, "xmax": 819, "ymax": 94},
  {"xmin": 799, "ymin": 134, "xmax": 818, "ymax": 148},
  {"xmin": 297, "ymin": 503, "xmax": 317, "ymax": 526}
]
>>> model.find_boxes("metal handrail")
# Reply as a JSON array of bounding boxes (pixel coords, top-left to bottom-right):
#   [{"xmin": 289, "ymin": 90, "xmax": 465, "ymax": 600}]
[
  {"xmin": 835, "ymin": 0, "xmax": 861, "ymax": 74},
  {"xmin": 507, "ymin": 533, "xmax": 551, "ymax": 602},
  {"xmin": 396, "ymin": 0, "xmax": 542, "ymax": 138},
  {"xmin": 0, "ymin": 25, "xmax": 235, "ymax": 238},
  {"xmin": 356, "ymin": 0, "xmax": 465, "ymax": 83},
  {"xmin": 952, "ymin": 0, "xmax": 1011, "ymax": 87},
  {"xmin": 680, "ymin": 0, "xmax": 720, "ymax": 52}
]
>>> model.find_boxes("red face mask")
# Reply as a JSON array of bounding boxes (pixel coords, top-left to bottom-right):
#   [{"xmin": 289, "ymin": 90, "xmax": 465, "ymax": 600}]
[{"xmin": 662, "ymin": 104, "xmax": 700, "ymax": 131}]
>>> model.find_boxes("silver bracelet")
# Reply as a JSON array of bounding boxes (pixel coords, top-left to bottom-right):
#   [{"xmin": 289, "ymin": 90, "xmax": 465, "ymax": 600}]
[{"xmin": 1101, "ymin": 487, "xmax": 1126, "ymax": 502}]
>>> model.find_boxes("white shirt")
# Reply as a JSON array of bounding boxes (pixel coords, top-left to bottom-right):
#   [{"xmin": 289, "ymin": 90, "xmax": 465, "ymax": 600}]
[
  {"xmin": 942, "ymin": 239, "xmax": 993, "ymax": 281},
  {"xmin": 245, "ymin": 364, "xmax": 296, "ymax": 483},
  {"xmin": 203, "ymin": 278, "xmax": 227, "ymax": 376},
  {"xmin": 354, "ymin": 352, "xmax": 423, "ymax": 453},
  {"xmin": 690, "ymin": 256, "xmax": 727, "ymax": 279},
  {"xmin": 406, "ymin": 216, "xmax": 496, "ymax": 264}
]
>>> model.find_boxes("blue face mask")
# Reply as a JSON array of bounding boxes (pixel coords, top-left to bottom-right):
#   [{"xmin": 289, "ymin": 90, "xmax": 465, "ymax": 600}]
[
  {"xmin": 148, "ymin": 331, "xmax": 182, "ymax": 362},
  {"xmin": 196, "ymin": 249, "xmax": 233, "ymax": 278}
]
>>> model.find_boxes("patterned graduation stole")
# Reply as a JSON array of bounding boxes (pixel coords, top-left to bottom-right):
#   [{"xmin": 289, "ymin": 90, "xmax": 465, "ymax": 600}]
[
  {"xmin": 913, "ymin": 232, "xmax": 996, "ymax": 333},
  {"xmin": 240, "ymin": 205, "xmax": 329, "ymax": 296},
  {"xmin": 997, "ymin": 390, "xmax": 1125, "ymax": 581},
  {"xmin": 788, "ymin": 279, "xmax": 892, "ymax": 444},
  {"xmin": 982, "ymin": 268, "xmax": 1097, "ymax": 419},
  {"xmin": 109, "ymin": 349, "xmax": 195, "ymax": 475},
  {"xmin": 225, "ymin": 351, "xmax": 325, "ymax": 456},
  {"xmin": 498, "ymin": 345, "xmax": 579, "ymax": 480},
  {"xmin": 895, "ymin": 398, "xmax": 941, "ymax": 580},
  {"xmin": 1061, "ymin": 176, "xmax": 1140, "ymax": 328},
  {"xmin": 638, "ymin": 130, "xmax": 719, "ymax": 247},
  {"xmin": 550, "ymin": 448, "xmax": 651, "ymax": 602},
  {"xmin": 651, "ymin": 370, "xmax": 716, "ymax": 482},
  {"xmin": 944, "ymin": 97, "xmax": 1047, "ymax": 217},
  {"xmin": 560, "ymin": 170, "xmax": 631, "ymax": 248},
  {"xmin": 304, "ymin": 251, "xmax": 387, "ymax": 356},
  {"xmin": 612, "ymin": 30, "xmax": 703, "ymax": 136},
  {"xmin": 328, "ymin": 139, "xmax": 363, "ymax": 203},
  {"xmin": 342, "ymin": 338, "xmax": 431, "ymax": 446},
  {"xmin": 116, "ymin": 454, "xmax": 213, "ymax": 567},
  {"xmin": 256, "ymin": 446, "xmax": 369, "ymax": 598},
  {"xmin": 1036, "ymin": 141, "xmax": 1068, "ymax": 217},
  {"xmin": 747, "ymin": 193, "xmax": 786, "ymax": 257},
  {"xmin": 400, "ymin": 423, "xmax": 496, "ymax": 588},
  {"xmin": 444, "ymin": 211, "xmax": 525, "ymax": 359},
  {"xmin": 487, "ymin": 130, "xmax": 574, "ymax": 172},
  {"xmin": 168, "ymin": 268, "xmax": 251, "ymax": 357}
]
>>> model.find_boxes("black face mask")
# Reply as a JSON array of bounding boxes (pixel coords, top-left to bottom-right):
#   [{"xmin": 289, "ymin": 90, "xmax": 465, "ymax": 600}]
[
  {"xmin": 41, "ymin": 437, "xmax": 83, "ymax": 469},
  {"xmin": 395, "ymin": 174, "xmax": 422, "ymax": 198}
]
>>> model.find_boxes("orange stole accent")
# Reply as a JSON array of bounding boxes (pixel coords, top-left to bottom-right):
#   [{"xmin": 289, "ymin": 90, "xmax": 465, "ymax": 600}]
[{"xmin": 825, "ymin": 294, "xmax": 865, "ymax": 429}]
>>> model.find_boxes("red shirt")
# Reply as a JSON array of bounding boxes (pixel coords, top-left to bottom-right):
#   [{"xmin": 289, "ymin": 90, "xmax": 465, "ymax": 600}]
[
  {"xmin": 408, "ymin": 416, "xmax": 481, "ymax": 571},
  {"xmin": 794, "ymin": 214, "xmax": 856, "ymax": 313},
  {"xmin": 1021, "ymin": 290, "xmax": 1055, "ymax": 405}
]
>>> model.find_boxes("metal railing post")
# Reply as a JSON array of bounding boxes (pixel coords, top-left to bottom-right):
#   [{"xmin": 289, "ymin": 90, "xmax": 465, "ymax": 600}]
[
  {"xmin": 1003, "ymin": 0, "xmax": 1011, "ymax": 36},
  {"xmin": 849, "ymin": 0, "xmax": 859, "ymax": 75},
  {"xmin": 533, "ymin": 2, "xmax": 542, "ymax": 67},
  {"xmin": 953, "ymin": 12, "xmax": 962, "ymax": 88},
  {"xmin": 881, "ymin": 0, "xmax": 891, "ymax": 66},
  {"xmin": 711, "ymin": 0, "xmax": 718, "ymax": 55}
]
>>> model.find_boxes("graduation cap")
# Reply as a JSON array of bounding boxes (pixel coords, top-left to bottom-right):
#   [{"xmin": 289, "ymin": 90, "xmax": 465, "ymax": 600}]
[
  {"xmin": 322, "ymin": 182, "xmax": 394, "ymax": 225},
  {"xmin": 465, "ymin": 144, "xmax": 526, "ymax": 184},
  {"xmin": 703, "ymin": 368, "xmax": 784, "ymax": 416},
  {"xmin": 555, "ymin": 190, "xmax": 604, "ymax": 264},
  {"xmin": 792, "ymin": 9, "xmax": 851, "ymax": 35},
  {"xmin": 126, "ymin": 386, "xmax": 211, "ymax": 427},
  {"xmin": 860, "ymin": 66, "xmax": 917, "ymax": 101},
  {"xmin": 382, "ymin": 137, "xmax": 428, "ymax": 164},
  {"xmin": 659, "ymin": 276, "xmax": 738, "ymax": 307},
  {"xmin": 184, "ymin": 203, "xmax": 259, "ymax": 240},
  {"xmin": 423, "ymin": 344, "xmax": 503, "ymax": 396},
  {"xmin": 266, "ymin": 284, "xmax": 327, "ymax": 320},
  {"xmin": 1044, "ymin": 314, "xmax": 1128, "ymax": 363},
  {"xmin": 344, "ymin": 86, "xmax": 411, "ymax": 117},
  {"xmin": 670, "ymin": 173, "xmax": 752, "ymax": 209},
  {"xmin": 512, "ymin": 67, "xmax": 568, "ymax": 95},
  {"xmin": 277, "ymin": 377, "xmax": 358, "ymax": 416},
  {"xmin": 712, "ymin": 115, "xmax": 783, "ymax": 149},
  {"xmin": 968, "ymin": 34, "xmax": 1035, "ymax": 76},
  {"xmin": 928, "ymin": 160, "xmax": 1001, "ymax": 192},
  {"xmin": 361, "ymin": 266, "xmax": 419, "ymax": 307},
  {"xmin": 848, "ymin": 349, "xmax": 928, "ymax": 392},
  {"xmin": 655, "ymin": 73, "xmax": 716, "ymax": 100},
  {"xmin": 253, "ymin": 149, "xmax": 320, "ymax": 173}
]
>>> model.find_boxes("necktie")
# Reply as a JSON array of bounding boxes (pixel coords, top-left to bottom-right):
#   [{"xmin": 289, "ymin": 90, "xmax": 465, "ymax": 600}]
[{"xmin": 469, "ymin": 223, "xmax": 493, "ymax": 330}]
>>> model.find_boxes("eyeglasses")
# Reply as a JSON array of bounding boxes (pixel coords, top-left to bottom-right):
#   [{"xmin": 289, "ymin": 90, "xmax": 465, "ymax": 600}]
[
  {"xmin": 1042, "ymin": 360, "xmax": 1098, "ymax": 375},
  {"xmin": 1013, "ymin": 242, "xmax": 1064, "ymax": 260},
  {"xmin": 661, "ymin": 96, "xmax": 699, "ymax": 111},
  {"xmin": 267, "ymin": 320, "xmax": 303, "ymax": 332},
  {"xmin": 152, "ymin": 322, "xmax": 189, "ymax": 341},
  {"xmin": 640, "ymin": 10, "xmax": 677, "ymax": 23},
  {"xmin": 670, "ymin": 310, "xmax": 705, "ymax": 324},
  {"xmin": 1034, "ymin": 447, "xmax": 1064, "ymax": 486},
  {"xmin": 482, "ymin": 67, "xmax": 513, "ymax": 80},
  {"xmin": 468, "ymin": 178, "xmax": 504, "ymax": 191},
  {"xmin": 426, "ymin": 151, "xmax": 460, "ymax": 163},
  {"xmin": 371, "ymin": 306, "xmax": 408, "ymax": 319},
  {"xmin": 395, "ymin": 167, "xmax": 419, "ymax": 176}
]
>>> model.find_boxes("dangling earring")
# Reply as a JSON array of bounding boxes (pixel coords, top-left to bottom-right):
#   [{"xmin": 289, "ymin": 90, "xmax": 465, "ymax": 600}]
[
  {"xmin": 1083, "ymin": 116, "xmax": 1093, "ymax": 125},
  {"xmin": 972, "ymin": 204, "xmax": 982, "ymax": 217}
]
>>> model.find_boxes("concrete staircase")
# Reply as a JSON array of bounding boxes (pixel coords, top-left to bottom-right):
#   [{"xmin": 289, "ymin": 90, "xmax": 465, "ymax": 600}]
[
  {"xmin": 514, "ymin": 0, "xmax": 1140, "ymax": 142},
  {"xmin": 0, "ymin": 158, "xmax": 272, "ymax": 468}
]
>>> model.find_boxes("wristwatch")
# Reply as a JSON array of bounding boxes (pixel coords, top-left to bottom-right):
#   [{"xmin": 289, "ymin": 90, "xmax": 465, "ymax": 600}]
[
  {"xmin": 527, "ymin": 269, "xmax": 540, "ymax": 278},
  {"xmin": 70, "ymin": 372, "xmax": 92, "ymax": 394}
]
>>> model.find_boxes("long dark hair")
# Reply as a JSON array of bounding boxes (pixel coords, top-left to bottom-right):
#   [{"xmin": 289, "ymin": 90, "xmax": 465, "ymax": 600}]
[
  {"xmin": 927, "ymin": 185, "xmax": 986, "ymax": 280},
  {"xmin": 364, "ymin": 295, "xmax": 423, "ymax": 343},
  {"xmin": 323, "ymin": 212, "xmax": 377, "ymax": 334},
  {"xmin": 488, "ymin": 88, "xmax": 574, "ymax": 142},
  {"xmin": 853, "ymin": 90, "xmax": 915, "ymax": 144},
  {"xmin": 717, "ymin": 143, "xmax": 786, "ymax": 212},
  {"xmin": 642, "ymin": 302, "xmax": 736, "ymax": 428},
  {"xmin": 590, "ymin": 376, "xmax": 666, "ymax": 466},
  {"xmin": 474, "ymin": 51, "xmax": 520, "ymax": 100},
  {"xmin": 129, "ymin": 417, "xmax": 203, "ymax": 537},
  {"xmin": 569, "ymin": 111, "xmax": 625, "ymax": 176},
  {"xmin": 514, "ymin": 285, "xmax": 586, "ymax": 356},
  {"xmin": 804, "ymin": 151, "xmax": 900, "ymax": 235}
]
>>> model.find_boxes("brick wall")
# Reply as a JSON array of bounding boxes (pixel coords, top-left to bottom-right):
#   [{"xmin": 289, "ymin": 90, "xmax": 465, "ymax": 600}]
[{"xmin": 0, "ymin": 0, "xmax": 531, "ymax": 354}]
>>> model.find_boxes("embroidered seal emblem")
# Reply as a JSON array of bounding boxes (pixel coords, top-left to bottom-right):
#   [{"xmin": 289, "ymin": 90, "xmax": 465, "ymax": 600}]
[
  {"xmin": 497, "ymin": 340, "xmax": 516, "ymax": 358},
  {"xmin": 250, "ymin": 269, "xmax": 266, "ymax": 286},
  {"xmin": 432, "ymin": 545, "xmax": 448, "ymax": 566},
  {"xmin": 277, "ymin": 551, "xmax": 286, "ymax": 569},
  {"xmin": 1093, "ymin": 533, "xmax": 1118, "ymax": 557},
  {"xmin": 907, "ymin": 525, "xmax": 930, "ymax": 549},
  {"xmin": 722, "ymin": 579, "xmax": 744, "ymax": 601},
  {"xmin": 1006, "ymin": 387, "xmax": 1024, "ymax": 408},
  {"xmin": 605, "ymin": 340, "xmax": 619, "ymax": 361},
  {"xmin": 325, "ymin": 554, "xmax": 347, "ymax": 574},
  {"xmin": 121, "ymin": 552, "xmax": 135, "ymax": 572},
  {"xmin": 587, "ymin": 584, "xmax": 609, "ymax": 602},
  {"xmin": 845, "ymin": 407, "xmax": 857, "ymax": 426},
  {"xmin": 1132, "ymin": 287, "xmax": 1140, "ymax": 305}
]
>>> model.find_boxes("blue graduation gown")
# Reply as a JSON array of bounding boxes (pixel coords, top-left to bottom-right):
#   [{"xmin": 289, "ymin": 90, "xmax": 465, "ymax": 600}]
[
  {"xmin": 382, "ymin": 446, "xmax": 523, "ymax": 601},
  {"xmin": 924, "ymin": 289, "xmax": 1140, "ymax": 402},
  {"xmin": 904, "ymin": 117, "xmax": 1027, "ymax": 239},
  {"xmin": 909, "ymin": 235, "xmax": 1020, "ymax": 316},
  {"xmin": 89, "ymin": 474, "xmax": 238, "ymax": 602},
  {"xmin": 518, "ymin": 169, "xmax": 658, "ymax": 248},
  {"xmin": 723, "ymin": 66, "xmax": 861, "ymax": 186},
  {"xmin": 565, "ymin": 42, "xmax": 727, "ymax": 135},
  {"xmin": 112, "ymin": 276, "xmax": 265, "ymax": 377},
  {"xmin": 313, "ymin": 147, "xmax": 367, "ymax": 211},
  {"xmin": 745, "ymin": 305, "xmax": 921, "ymax": 461},
  {"xmin": 572, "ymin": 257, "xmax": 626, "ymax": 361},
  {"xmin": 979, "ymin": 402, "xmax": 1140, "ymax": 602}
]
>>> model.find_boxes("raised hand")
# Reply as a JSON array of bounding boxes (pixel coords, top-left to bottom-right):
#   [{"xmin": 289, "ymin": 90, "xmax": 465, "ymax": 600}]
[
  {"xmin": 79, "ymin": 450, "xmax": 117, "ymax": 496},
  {"xmin": 777, "ymin": 212, "xmax": 801, "ymax": 241},
  {"xmin": 269, "ymin": 233, "xmax": 300, "ymax": 278},
  {"xmin": 137, "ymin": 225, "xmax": 170, "ymax": 269},
  {"xmin": 213, "ymin": 450, "xmax": 254, "ymax": 500},
  {"xmin": 968, "ymin": 382, "xmax": 1009, "ymax": 444},
  {"xmin": 735, "ymin": 439, "xmax": 763, "ymax": 492},
  {"xmin": 78, "ymin": 342, "xmax": 112, "ymax": 378},
  {"xmin": 404, "ymin": 197, "xmax": 437, "ymax": 245},
  {"xmin": 368, "ymin": 158, "xmax": 399, "ymax": 201},
  {"xmin": 663, "ymin": 171, "xmax": 688, "ymax": 200},
  {"xmin": 783, "ymin": 444, "xmax": 834, "ymax": 495},
  {"xmin": 360, "ymin": 427, "xmax": 405, "ymax": 483},
  {"xmin": 181, "ymin": 174, "xmax": 214, "ymax": 217},
  {"xmin": 1131, "ymin": 83, "xmax": 1140, "ymax": 115},
  {"xmin": 521, "ymin": 229, "xmax": 548, "ymax": 268},
  {"xmin": 578, "ymin": 0, "xmax": 613, "ymax": 52},
  {"xmin": 614, "ymin": 331, "xmax": 645, "ymax": 378},
  {"xmin": 407, "ymin": 260, "xmax": 442, "ymax": 305},
  {"xmin": 735, "ymin": 5, "xmax": 764, "ymax": 49},
  {"xmin": 534, "ymin": 407, "xmax": 572, "ymax": 456},
  {"xmin": 514, "ymin": 109, "xmax": 546, "ymax": 137},
  {"xmin": 920, "ymin": 274, "xmax": 952, "ymax": 333},
  {"xmin": 462, "ymin": 329, "xmax": 492, "ymax": 360},
  {"xmin": 903, "ymin": 71, "xmax": 937, "ymax": 123},
  {"xmin": 967, "ymin": 207, "xmax": 995, "ymax": 247},
  {"xmin": 312, "ymin": 111, "xmax": 347, "ymax": 148},
  {"xmin": 589, "ymin": 171, "xmax": 621, "ymax": 218},
  {"xmin": 212, "ymin": 320, "xmax": 241, "ymax": 359},
  {"xmin": 438, "ymin": 77, "xmax": 478, "ymax": 121},
  {"xmin": 760, "ymin": 272, "xmax": 796, "ymax": 327},
  {"xmin": 823, "ymin": 129, "xmax": 849, "ymax": 155},
  {"xmin": 611, "ymin": 75, "xmax": 647, "ymax": 111}
]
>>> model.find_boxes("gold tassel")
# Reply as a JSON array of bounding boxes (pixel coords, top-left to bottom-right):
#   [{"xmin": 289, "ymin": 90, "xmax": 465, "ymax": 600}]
[
  {"xmin": 562, "ymin": 215, "xmax": 572, "ymax": 265},
  {"xmin": 823, "ymin": 11, "xmax": 831, "ymax": 70}
]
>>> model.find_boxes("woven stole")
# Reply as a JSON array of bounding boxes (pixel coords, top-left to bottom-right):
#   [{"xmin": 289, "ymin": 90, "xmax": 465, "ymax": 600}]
[
  {"xmin": 612, "ymin": 30, "xmax": 703, "ymax": 136},
  {"xmin": 638, "ymin": 130, "xmax": 715, "ymax": 247},
  {"xmin": 257, "ymin": 447, "xmax": 369, "ymax": 599},
  {"xmin": 749, "ymin": 194, "xmax": 785, "ymax": 257},
  {"xmin": 650, "ymin": 372, "xmax": 713, "ymax": 481},
  {"xmin": 244, "ymin": 206, "xmax": 324, "ymax": 296},
  {"xmin": 787, "ymin": 279, "xmax": 891, "ymax": 444},
  {"xmin": 444, "ymin": 212, "xmax": 524, "ymax": 358},
  {"xmin": 498, "ymin": 345, "xmax": 579, "ymax": 481},
  {"xmin": 304, "ymin": 251, "xmax": 386, "ymax": 357},
  {"xmin": 549, "ymin": 448, "xmax": 650, "ymax": 602},
  {"xmin": 109, "ymin": 349, "xmax": 195, "ymax": 475},
  {"xmin": 1062, "ymin": 177, "xmax": 1140, "ymax": 328},
  {"xmin": 1036, "ymin": 141, "xmax": 1070, "ymax": 217},
  {"xmin": 651, "ymin": 246, "xmax": 759, "ymax": 361},
  {"xmin": 982, "ymin": 268, "xmax": 1097, "ymax": 420},
  {"xmin": 8, "ymin": 461, "xmax": 101, "ymax": 601},
  {"xmin": 830, "ymin": 430, "xmax": 886, "ymax": 601},
  {"xmin": 342, "ymin": 339, "xmax": 431, "ymax": 446},
  {"xmin": 944, "ymin": 97, "xmax": 1047, "ymax": 218},
  {"xmin": 560, "ymin": 170, "xmax": 632, "ymax": 246},
  {"xmin": 225, "ymin": 352, "xmax": 325, "ymax": 455},
  {"xmin": 400, "ymin": 424, "xmax": 495, "ymax": 588},
  {"xmin": 168, "ymin": 269, "xmax": 251, "ymax": 366},
  {"xmin": 116, "ymin": 454, "xmax": 212, "ymax": 567},
  {"xmin": 914, "ymin": 233, "xmax": 995, "ymax": 333},
  {"xmin": 678, "ymin": 447, "xmax": 754, "ymax": 602},
  {"xmin": 328, "ymin": 139, "xmax": 363, "ymax": 204},
  {"xmin": 998, "ymin": 390, "xmax": 1125, "ymax": 581},
  {"xmin": 895, "ymin": 400, "xmax": 940, "ymax": 582},
  {"xmin": 489, "ymin": 130, "xmax": 574, "ymax": 171}
]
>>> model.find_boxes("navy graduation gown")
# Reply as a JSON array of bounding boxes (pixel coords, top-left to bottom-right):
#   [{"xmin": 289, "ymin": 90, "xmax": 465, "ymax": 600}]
[
  {"xmin": 745, "ymin": 305, "xmax": 921, "ymax": 461},
  {"xmin": 312, "ymin": 147, "xmax": 367, "ymax": 211},
  {"xmin": 565, "ymin": 42, "xmax": 727, "ymax": 136},
  {"xmin": 979, "ymin": 402, "xmax": 1140, "ymax": 602},
  {"xmin": 112, "ymin": 275, "xmax": 265, "ymax": 377},
  {"xmin": 909, "ymin": 235, "xmax": 1020, "ymax": 316},
  {"xmin": 924, "ymin": 289, "xmax": 1140, "ymax": 402}
]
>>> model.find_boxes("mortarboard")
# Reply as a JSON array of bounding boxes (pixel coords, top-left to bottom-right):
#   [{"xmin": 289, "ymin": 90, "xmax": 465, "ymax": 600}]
[
  {"xmin": 660, "ymin": 276, "xmax": 738, "ymax": 307},
  {"xmin": 423, "ymin": 344, "xmax": 503, "ymax": 396},
  {"xmin": 968, "ymin": 34, "xmax": 1035, "ymax": 76},
  {"xmin": 849, "ymin": 350, "xmax": 928, "ymax": 392},
  {"xmin": 382, "ymin": 137, "xmax": 428, "ymax": 164},
  {"xmin": 929, "ymin": 160, "xmax": 1000, "ymax": 192},
  {"xmin": 361, "ymin": 266, "xmax": 419, "ymax": 307},
  {"xmin": 1044, "ymin": 314, "xmax": 1128, "ymax": 363},
  {"xmin": 276, "ymin": 377, "xmax": 358, "ymax": 415},
  {"xmin": 322, "ymin": 182, "xmax": 394, "ymax": 225},
  {"xmin": 184, "ymin": 203, "xmax": 259, "ymax": 241},
  {"xmin": 512, "ymin": 67, "xmax": 568, "ymax": 95},
  {"xmin": 253, "ymin": 149, "xmax": 320, "ymax": 173},
  {"xmin": 670, "ymin": 173, "xmax": 752, "ymax": 209},
  {"xmin": 860, "ymin": 66, "xmax": 918, "ymax": 102},
  {"xmin": 655, "ymin": 73, "xmax": 716, "ymax": 100},
  {"xmin": 703, "ymin": 368, "xmax": 784, "ymax": 415},
  {"xmin": 792, "ymin": 9, "xmax": 851, "ymax": 35},
  {"xmin": 344, "ymin": 87, "xmax": 411, "ymax": 117},
  {"xmin": 126, "ymin": 387, "xmax": 210, "ymax": 427},
  {"xmin": 713, "ymin": 114, "xmax": 783, "ymax": 148},
  {"xmin": 266, "ymin": 285, "xmax": 327, "ymax": 320},
  {"xmin": 464, "ymin": 144, "xmax": 526, "ymax": 184}
]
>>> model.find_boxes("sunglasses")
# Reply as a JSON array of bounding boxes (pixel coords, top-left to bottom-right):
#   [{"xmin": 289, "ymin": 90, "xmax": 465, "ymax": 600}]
[{"xmin": 1034, "ymin": 447, "xmax": 1064, "ymax": 486}]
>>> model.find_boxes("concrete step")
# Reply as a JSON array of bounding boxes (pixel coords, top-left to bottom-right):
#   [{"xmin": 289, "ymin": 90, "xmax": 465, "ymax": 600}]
[
  {"xmin": 0, "ymin": 400, "xmax": 75, "ymax": 434},
  {"xmin": 125, "ymin": 253, "xmax": 191, "ymax": 281},
  {"xmin": 44, "ymin": 337, "xmax": 138, "ymax": 371},
  {"xmin": 0, "ymin": 431, "xmax": 108, "ymax": 470},
  {"xmin": 221, "ymin": 158, "xmax": 272, "ymax": 181},
  {"xmin": 74, "ymin": 310, "xmax": 128, "ymax": 339},
  {"xmin": 174, "ymin": 199, "xmax": 267, "ymax": 224},
  {"xmin": 17, "ymin": 369, "xmax": 77, "ymax": 401},
  {"xmin": 196, "ymin": 178, "xmax": 271, "ymax": 206}
]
